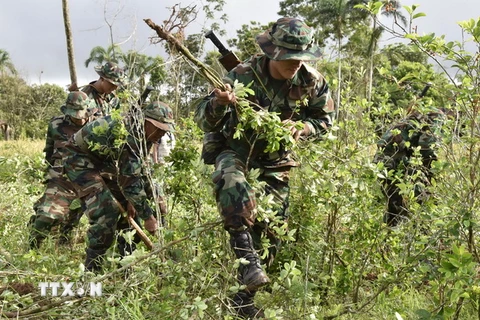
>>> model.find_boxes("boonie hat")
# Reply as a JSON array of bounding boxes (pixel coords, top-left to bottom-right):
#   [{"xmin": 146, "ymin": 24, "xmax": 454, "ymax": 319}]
[
  {"xmin": 144, "ymin": 101, "xmax": 175, "ymax": 132},
  {"xmin": 256, "ymin": 17, "xmax": 322, "ymax": 61},
  {"xmin": 61, "ymin": 91, "xmax": 95, "ymax": 119},
  {"xmin": 94, "ymin": 62, "xmax": 126, "ymax": 87}
]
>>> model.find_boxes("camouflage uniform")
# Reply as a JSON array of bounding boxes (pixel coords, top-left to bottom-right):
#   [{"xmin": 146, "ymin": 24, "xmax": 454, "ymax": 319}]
[
  {"xmin": 81, "ymin": 62, "xmax": 125, "ymax": 116},
  {"xmin": 58, "ymin": 62, "xmax": 126, "ymax": 241},
  {"xmin": 29, "ymin": 91, "xmax": 95, "ymax": 249},
  {"xmin": 63, "ymin": 102, "xmax": 174, "ymax": 271},
  {"xmin": 195, "ymin": 17, "xmax": 334, "ymax": 318},
  {"xmin": 374, "ymin": 107, "xmax": 445, "ymax": 226}
]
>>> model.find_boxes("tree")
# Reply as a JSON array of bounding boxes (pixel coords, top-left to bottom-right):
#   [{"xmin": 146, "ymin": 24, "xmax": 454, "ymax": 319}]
[
  {"xmin": 279, "ymin": 0, "xmax": 371, "ymax": 118},
  {"xmin": 120, "ymin": 51, "xmax": 168, "ymax": 92},
  {"xmin": 0, "ymin": 49, "xmax": 17, "ymax": 76},
  {"xmin": 364, "ymin": 1, "xmax": 407, "ymax": 101},
  {"xmin": 84, "ymin": 45, "xmax": 122, "ymax": 68},
  {"xmin": 0, "ymin": 76, "xmax": 66, "ymax": 139},
  {"xmin": 147, "ymin": 56, "xmax": 168, "ymax": 89},
  {"xmin": 62, "ymin": 0, "xmax": 77, "ymax": 89},
  {"xmin": 227, "ymin": 21, "xmax": 267, "ymax": 61},
  {"xmin": 149, "ymin": 4, "xmax": 204, "ymax": 118}
]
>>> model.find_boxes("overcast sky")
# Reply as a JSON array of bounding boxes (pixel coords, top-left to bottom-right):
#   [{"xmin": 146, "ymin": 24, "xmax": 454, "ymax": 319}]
[{"xmin": 1, "ymin": 0, "xmax": 479, "ymax": 87}]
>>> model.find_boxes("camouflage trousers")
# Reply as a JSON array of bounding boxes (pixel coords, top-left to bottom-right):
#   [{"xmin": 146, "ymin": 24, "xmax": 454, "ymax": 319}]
[
  {"xmin": 381, "ymin": 168, "xmax": 433, "ymax": 227},
  {"xmin": 64, "ymin": 154, "xmax": 138, "ymax": 252},
  {"xmin": 213, "ymin": 149, "xmax": 291, "ymax": 266},
  {"xmin": 30, "ymin": 169, "xmax": 82, "ymax": 240}
]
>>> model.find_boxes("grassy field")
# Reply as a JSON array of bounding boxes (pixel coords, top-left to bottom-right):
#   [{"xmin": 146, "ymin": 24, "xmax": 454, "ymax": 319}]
[{"xmin": 1, "ymin": 138, "xmax": 480, "ymax": 319}]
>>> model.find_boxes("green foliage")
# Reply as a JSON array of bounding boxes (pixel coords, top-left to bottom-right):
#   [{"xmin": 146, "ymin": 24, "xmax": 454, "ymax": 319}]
[
  {"xmin": 227, "ymin": 21, "xmax": 266, "ymax": 61},
  {"xmin": 84, "ymin": 44, "xmax": 122, "ymax": 68},
  {"xmin": 3, "ymin": 5, "xmax": 480, "ymax": 320},
  {"xmin": 89, "ymin": 110, "xmax": 128, "ymax": 158},
  {"xmin": 0, "ymin": 76, "xmax": 66, "ymax": 139},
  {"xmin": 232, "ymin": 80, "xmax": 298, "ymax": 154},
  {"xmin": 279, "ymin": 0, "xmax": 371, "ymax": 46},
  {"xmin": 0, "ymin": 49, "xmax": 17, "ymax": 76}
]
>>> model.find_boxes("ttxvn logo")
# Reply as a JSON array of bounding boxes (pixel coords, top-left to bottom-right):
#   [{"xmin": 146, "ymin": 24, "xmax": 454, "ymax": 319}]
[{"xmin": 38, "ymin": 282, "xmax": 102, "ymax": 297}]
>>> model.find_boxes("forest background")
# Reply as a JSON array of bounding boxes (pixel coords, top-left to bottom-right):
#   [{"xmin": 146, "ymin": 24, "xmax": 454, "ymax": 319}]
[{"xmin": 1, "ymin": 0, "xmax": 480, "ymax": 319}]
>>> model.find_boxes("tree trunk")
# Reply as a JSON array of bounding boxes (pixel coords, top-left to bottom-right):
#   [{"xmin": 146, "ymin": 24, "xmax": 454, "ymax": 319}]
[
  {"xmin": 367, "ymin": 17, "xmax": 377, "ymax": 104},
  {"xmin": 62, "ymin": 0, "xmax": 77, "ymax": 91},
  {"xmin": 336, "ymin": 37, "xmax": 342, "ymax": 121}
]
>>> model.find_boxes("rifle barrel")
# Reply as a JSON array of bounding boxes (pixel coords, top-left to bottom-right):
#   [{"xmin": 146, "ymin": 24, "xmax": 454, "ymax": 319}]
[{"xmin": 205, "ymin": 30, "xmax": 229, "ymax": 55}]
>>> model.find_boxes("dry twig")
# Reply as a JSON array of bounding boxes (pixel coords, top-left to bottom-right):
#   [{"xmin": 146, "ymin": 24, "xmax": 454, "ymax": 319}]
[
  {"xmin": 144, "ymin": 18, "xmax": 226, "ymax": 90},
  {"xmin": 0, "ymin": 220, "xmax": 221, "ymax": 318}
]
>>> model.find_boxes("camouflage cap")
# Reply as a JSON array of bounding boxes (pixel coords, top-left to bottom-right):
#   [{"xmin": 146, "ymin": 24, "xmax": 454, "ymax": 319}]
[
  {"xmin": 143, "ymin": 101, "xmax": 175, "ymax": 132},
  {"xmin": 61, "ymin": 91, "xmax": 95, "ymax": 119},
  {"xmin": 94, "ymin": 62, "xmax": 126, "ymax": 87},
  {"xmin": 256, "ymin": 17, "xmax": 322, "ymax": 61}
]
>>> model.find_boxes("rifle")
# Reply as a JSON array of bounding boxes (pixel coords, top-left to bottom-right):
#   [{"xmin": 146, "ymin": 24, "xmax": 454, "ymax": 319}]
[
  {"xmin": 138, "ymin": 84, "xmax": 155, "ymax": 106},
  {"xmin": 205, "ymin": 30, "xmax": 241, "ymax": 72},
  {"xmin": 406, "ymin": 82, "xmax": 433, "ymax": 115},
  {"xmin": 128, "ymin": 84, "xmax": 156, "ymax": 114},
  {"xmin": 419, "ymin": 82, "xmax": 432, "ymax": 98},
  {"xmin": 201, "ymin": 31, "xmax": 240, "ymax": 165}
]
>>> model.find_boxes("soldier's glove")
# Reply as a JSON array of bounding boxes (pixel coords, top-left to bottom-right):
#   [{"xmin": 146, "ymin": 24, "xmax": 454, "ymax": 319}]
[{"xmin": 144, "ymin": 215, "xmax": 158, "ymax": 235}]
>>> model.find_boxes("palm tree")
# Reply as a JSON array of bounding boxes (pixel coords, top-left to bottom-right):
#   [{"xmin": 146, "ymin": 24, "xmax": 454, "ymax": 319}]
[
  {"xmin": 121, "ymin": 51, "xmax": 167, "ymax": 92},
  {"xmin": 84, "ymin": 45, "xmax": 122, "ymax": 68},
  {"xmin": 121, "ymin": 51, "xmax": 153, "ymax": 90},
  {"xmin": 0, "ymin": 49, "xmax": 17, "ymax": 76}
]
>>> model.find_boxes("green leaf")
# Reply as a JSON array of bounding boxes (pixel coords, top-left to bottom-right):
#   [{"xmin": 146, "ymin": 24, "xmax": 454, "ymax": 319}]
[
  {"xmin": 403, "ymin": 5, "xmax": 413, "ymax": 15},
  {"xmin": 415, "ymin": 309, "xmax": 431, "ymax": 319},
  {"xmin": 413, "ymin": 12, "xmax": 426, "ymax": 19}
]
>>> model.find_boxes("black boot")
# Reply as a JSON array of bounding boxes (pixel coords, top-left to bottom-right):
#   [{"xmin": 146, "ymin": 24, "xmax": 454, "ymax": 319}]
[
  {"xmin": 29, "ymin": 235, "xmax": 44, "ymax": 250},
  {"xmin": 58, "ymin": 223, "xmax": 76, "ymax": 246},
  {"xmin": 59, "ymin": 209, "xmax": 84, "ymax": 246},
  {"xmin": 230, "ymin": 230, "xmax": 270, "ymax": 291},
  {"xmin": 384, "ymin": 182, "xmax": 410, "ymax": 227},
  {"xmin": 58, "ymin": 233, "xmax": 71, "ymax": 246},
  {"xmin": 117, "ymin": 236, "xmax": 137, "ymax": 257},
  {"xmin": 58, "ymin": 222, "xmax": 74, "ymax": 246},
  {"xmin": 28, "ymin": 216, "xmax": 45, "ymax": 250},
  {"xmin": 232, "ymin": 290, "xmax": 264, "ymax": 319},
  {"xmin": 85, "ymin": 248, "xmax": 106, "ymax": 272}
]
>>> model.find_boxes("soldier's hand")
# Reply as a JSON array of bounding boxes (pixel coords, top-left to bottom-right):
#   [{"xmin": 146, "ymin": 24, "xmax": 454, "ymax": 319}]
[
  {"xmin": 282, "ymin": 120, "xmax": 311, "ymax": 141},
  {"xmin": 212, "ymin": 84, "xmax": 236, "ymax": 109},
  {"xmin": 158, "ymin": 196, "xmax": 168, "ymax": 215},
  {"xmin": 144, "ymin": 215, "xmax": 158, "ymax": 234},
  {"xmin": 127, "ymin": 202, "xmax": 137, "ymax": 218}
]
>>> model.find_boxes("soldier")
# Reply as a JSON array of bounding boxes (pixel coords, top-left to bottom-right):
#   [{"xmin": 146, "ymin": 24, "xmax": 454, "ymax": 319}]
[
  {"xmin": 82, "ymin": 61, "xmax": 126, "ymax": 116},
  {"xmin": 29, "ymin": 91, "xmax": 96, "ymax": 249},
  {"xmin": 374, "ymin": 106, "xmax": 445, "ymax": 227},
  {"xmin": 62, "ymin": 101, "xmax": 174, "ymax": 272},
  {"xmin": 152, "ymin": 131, "xmax": 176, "ymax": 165},
  {"xmin": 195, "ymin": 17, "xmax": 334, "ymax": 318},
  {"xmin": 59, "ymin": 62, "xmax": 127, "ymax": 242}
]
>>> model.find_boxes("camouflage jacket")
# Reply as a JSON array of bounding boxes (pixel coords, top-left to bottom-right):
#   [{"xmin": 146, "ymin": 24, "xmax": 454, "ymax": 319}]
[
  {"xmin": 374, "ymin": 108, "xmax": 445, "ymax": 172},
  {"xmin": 82, "ymin": 82, "xmax": 120, "ymax": 116},
  {"xmin": 44, "ymin": 115, "xmax": 84, "ymax": 167},
  {"xmin": 71, "ymin": 115, "xmax": 155, "ymax": 220},
  {"xmin": 195, "ymin": 54, "xmax": 334, "ymax": 165}
]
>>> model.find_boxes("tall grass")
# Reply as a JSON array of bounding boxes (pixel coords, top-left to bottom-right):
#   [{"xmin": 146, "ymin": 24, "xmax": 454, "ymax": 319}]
[{"xmin": 1, "ymin": 127, "xmax": 479, "ymax": 319}]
